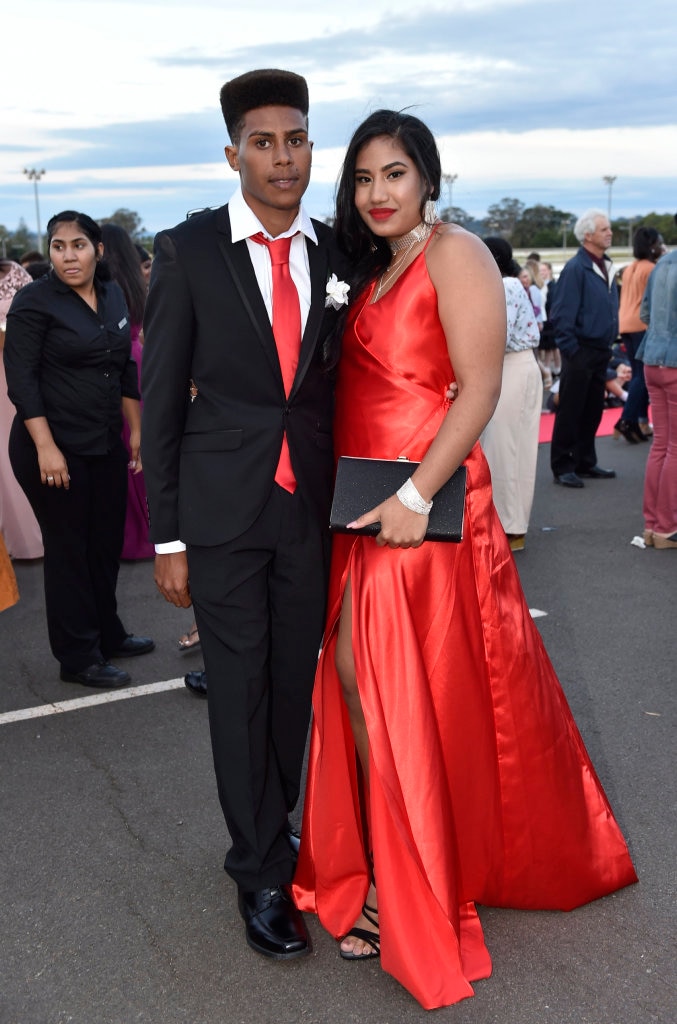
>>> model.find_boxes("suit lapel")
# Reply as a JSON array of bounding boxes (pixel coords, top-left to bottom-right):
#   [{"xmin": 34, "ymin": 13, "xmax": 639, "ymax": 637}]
[
  {"xmin": 290, "ymin": 235, "xmax": 328, "ymax": 399},
  {"xmin": 215, "ymin": 206, "xmax": 283, "ymax": 386}
]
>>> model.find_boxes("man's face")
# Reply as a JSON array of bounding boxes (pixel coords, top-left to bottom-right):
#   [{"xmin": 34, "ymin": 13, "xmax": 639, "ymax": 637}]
[
  {"xmin": 585, "ymin": 216, "xmax": 613, "ymax": 255},
  {"xmin": 225, "ymin": 105, "xmax": 312, "ymax": 228}
]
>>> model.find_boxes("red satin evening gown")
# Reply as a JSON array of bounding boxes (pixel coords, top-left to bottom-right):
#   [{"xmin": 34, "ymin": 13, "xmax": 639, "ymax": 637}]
[{"xmin": 292, "ymin": 248, "xmax": 637, "ymax": 1010}]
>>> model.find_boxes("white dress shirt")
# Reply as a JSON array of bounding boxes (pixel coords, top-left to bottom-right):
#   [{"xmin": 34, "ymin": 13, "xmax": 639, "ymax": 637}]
[{"xmin": 228, "ymin": 185, "xmax": 317, "ymax": 333}]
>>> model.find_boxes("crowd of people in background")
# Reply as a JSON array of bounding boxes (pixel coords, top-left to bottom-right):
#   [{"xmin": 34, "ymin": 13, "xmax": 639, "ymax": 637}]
[
  {"xmin": 162, "ymin": 209, "xmax": 677, "ymax": 689},
  {"xmin": 1, "ymin": 207, "xmax": 675, "ymax": 634}
]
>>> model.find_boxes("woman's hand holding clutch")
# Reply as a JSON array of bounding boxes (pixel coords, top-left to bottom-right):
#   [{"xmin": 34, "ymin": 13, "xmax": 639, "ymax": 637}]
[{"xmin": 347, "ymin": 493, "xmax": 428, "ymax": 549}]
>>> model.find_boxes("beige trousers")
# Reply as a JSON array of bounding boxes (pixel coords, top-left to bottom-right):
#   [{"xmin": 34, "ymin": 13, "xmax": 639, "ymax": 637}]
[{"xmin": 481, "ymin": 348, "xmax": 543, "ymax": 535}]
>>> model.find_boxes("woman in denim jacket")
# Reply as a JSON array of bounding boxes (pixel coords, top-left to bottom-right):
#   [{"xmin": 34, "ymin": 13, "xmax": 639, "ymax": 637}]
[{"xmin": 637, "ymin": 241, "xmax": 677, "ymax": 548}]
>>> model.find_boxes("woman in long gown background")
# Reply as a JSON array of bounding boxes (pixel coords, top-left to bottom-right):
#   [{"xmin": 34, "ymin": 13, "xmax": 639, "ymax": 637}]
[
  {"xmin": 0, "ymin": 260, "xmax": 43, "ymax": 559},
  {"xmin": 100, "ymin": 223, "xmax": 154, "ymax": 560},
  {"xmin": 292, "ymin": 110, "xmax": 637, "ymax": 1010}
]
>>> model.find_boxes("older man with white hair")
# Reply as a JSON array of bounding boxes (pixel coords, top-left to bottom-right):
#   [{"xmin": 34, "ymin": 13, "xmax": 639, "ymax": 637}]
[{"xmin": 549, "ymin": 209, "xmax": 618, "ymax": 487}]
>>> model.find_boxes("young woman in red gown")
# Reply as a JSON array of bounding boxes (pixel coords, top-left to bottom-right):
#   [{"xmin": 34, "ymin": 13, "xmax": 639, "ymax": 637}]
[{"xmin": 292, "ymin": 111, "xmax": 637, "ymax": 1010}]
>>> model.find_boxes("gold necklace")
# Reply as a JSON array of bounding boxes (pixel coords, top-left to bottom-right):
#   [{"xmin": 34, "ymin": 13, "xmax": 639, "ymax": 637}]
[{"xmin": 374, "ymin": 221, "xmax": 434, "ymax": 300}]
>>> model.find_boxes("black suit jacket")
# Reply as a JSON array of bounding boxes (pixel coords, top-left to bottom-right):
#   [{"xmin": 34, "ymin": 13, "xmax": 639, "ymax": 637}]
[{"xmin": 141, "ymin": 205, "xmax": 346, "ymax": 546}]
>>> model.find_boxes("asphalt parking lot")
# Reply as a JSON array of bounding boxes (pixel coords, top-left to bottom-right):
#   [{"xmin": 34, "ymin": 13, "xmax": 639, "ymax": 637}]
[{"xmin": 1, "ymin": 433, "xmax": 674, "ymax": 1024}]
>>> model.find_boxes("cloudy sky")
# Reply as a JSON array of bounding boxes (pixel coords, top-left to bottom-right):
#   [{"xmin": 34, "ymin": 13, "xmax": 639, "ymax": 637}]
[{"xmin": 2, "ymin": 0, "xmax": 675, "ymax": 240}]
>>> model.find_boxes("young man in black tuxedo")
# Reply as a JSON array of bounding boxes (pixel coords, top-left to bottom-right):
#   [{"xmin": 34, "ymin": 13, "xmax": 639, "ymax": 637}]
[{"xmin": 142, "ymin": 70, "xmax": 347, "ymax": 959}]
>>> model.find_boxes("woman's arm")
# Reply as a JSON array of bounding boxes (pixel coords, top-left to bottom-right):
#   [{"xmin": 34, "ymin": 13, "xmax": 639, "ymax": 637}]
[
  {"xmin": 4, "ymin": 291, "xmax": 50, "ymax": 420},
  {"xmin": 121, "ymin": 396, "xmax": 142, "ymax": 473},
  {"xmin": 4, "ymin": 287, "xmax": 72, "ymax": 489},
  {"xmin": 23, "ymin": 416, "xmax": 70, "ymax": 489},
  {"xmin": 350, "ymin": 226, "xmax": 506, "ymax": 548},
  {"xmin": 639, "ymin": 268, "xmax": 654, "ymax": 327}
]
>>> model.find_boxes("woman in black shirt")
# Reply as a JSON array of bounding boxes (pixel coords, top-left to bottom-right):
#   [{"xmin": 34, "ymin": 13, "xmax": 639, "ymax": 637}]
[{"xmin": 5, "ymin": 211, "xmax": 154, "ymax": 687}]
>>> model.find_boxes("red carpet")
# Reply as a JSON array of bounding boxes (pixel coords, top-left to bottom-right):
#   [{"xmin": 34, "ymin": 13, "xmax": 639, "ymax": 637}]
[{"xmin": 539, "ymin": 407, "xmax": 622, "ymax": 444}]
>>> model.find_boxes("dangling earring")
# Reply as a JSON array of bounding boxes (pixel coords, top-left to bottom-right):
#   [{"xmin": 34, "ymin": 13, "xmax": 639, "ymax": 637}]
[{"xmin": 424, "ymin": 198, "xmax": 438, "ymax": 225}]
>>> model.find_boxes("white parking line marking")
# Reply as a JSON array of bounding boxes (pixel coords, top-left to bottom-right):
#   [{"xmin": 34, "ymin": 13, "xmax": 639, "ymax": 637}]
[{"xmin": 0, "ymin": 678, "xmax": 187, "ymax": 725}]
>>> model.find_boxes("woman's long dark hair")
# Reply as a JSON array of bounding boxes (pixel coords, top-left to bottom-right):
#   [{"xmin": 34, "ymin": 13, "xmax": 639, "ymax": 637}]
[
  {"xmin": 100, "ymin": 223, "xmax": 147, "ymax": 325},
  {"xmin": 632, "ymin": 226, "xmax": 660, "ymax": 261},
  {"xmin": 326, "ymin": 109, "xmax": 441, "ymax": 367}
]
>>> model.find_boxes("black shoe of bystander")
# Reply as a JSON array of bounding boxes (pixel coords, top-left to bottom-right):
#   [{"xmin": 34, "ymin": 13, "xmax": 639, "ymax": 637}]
[
  {"xmin": 554, "ymin": 472, "xmax": 585, "ymax": 488},
  {"xmin": 60, "ymin": 663, "xmax": 131, "ymax": 688}
]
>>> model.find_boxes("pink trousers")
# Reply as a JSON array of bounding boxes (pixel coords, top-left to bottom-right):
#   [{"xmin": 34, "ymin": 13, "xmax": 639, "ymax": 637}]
[{"xmin": 643, "ymin": 365, "xmax": 677, "ymax": 535}]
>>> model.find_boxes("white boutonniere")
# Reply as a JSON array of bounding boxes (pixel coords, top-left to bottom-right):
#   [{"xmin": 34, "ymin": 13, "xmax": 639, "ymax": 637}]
[{"xmin": 325, "ymin": 273, "xmax": 350, "ymax": 310}]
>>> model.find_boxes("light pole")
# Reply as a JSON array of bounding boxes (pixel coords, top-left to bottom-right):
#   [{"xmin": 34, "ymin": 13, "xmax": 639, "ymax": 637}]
[
  {"xmin": 23, "ymin": 168, "xmax": 46, "ymax": 254},
  {"xmin": 441, "ymin": 172, "xmax": 458, "ymax": 213},
  {"xmin": 602, "ymin": 175, "xmax": 617, "ymax": 221}
]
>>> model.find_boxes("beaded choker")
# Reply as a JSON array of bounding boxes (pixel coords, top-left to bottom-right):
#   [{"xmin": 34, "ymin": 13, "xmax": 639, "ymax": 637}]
[
  {"xmin": 388, "ymin": 221, "xmax": 433, "ymax": 254},
  {"xmin": 374, "ymin": 221, "xmax": 435, "ymax": 300}
]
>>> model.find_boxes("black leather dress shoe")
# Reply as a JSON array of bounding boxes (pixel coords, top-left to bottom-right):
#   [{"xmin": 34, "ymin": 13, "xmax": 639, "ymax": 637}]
[
  {"xmin": 111, "ymin": 635, "xmax": 155, "ymax": 657},
  {"xmin": 238, "ymin": 886, "xmax": 310, "ymax": 960},
  {"xmin": 184, "ymin": 669, "xmax": 207, "ymax": 697},
  {"xmin": 60, "ymin": 663, "xmax": 131, "ymax": 688},
  {"xmin": 286, "ymin": 825, "xmax": 301, "ymax": 858},
  {"xmin": 577, "ymin": 466, "xmax": 616, "ymax": 479},
  {"xmin": 554, "ymin": 472, "xmax": 584, "ymax": 488}
]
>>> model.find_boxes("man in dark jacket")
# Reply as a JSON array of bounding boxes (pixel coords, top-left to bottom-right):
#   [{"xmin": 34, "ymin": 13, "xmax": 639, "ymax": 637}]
[{"xmin": 549, "ymin": 209, "xmax": 618, "ymax": 487}]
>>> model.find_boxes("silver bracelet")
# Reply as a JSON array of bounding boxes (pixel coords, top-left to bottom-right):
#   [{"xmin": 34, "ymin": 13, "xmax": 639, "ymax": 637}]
[{"xmin": 396, "ymin": 477, "xmax": 433, "ymax": 515}]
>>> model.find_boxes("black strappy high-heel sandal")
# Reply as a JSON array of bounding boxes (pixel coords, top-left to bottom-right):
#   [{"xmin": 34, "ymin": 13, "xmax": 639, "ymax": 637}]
[{"xmin": 339, "ymin": 901, "xmax": 380, "ymax": 961}]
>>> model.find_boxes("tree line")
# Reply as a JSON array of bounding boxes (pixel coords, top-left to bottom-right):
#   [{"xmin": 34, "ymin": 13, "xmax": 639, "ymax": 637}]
[
  {"xmin": 2, "ymin": 202, "xmax": 676, "ymax": 261},
  {"xmin": 440, "ymin": 198, "xmax": 677, "ymax": 248}
]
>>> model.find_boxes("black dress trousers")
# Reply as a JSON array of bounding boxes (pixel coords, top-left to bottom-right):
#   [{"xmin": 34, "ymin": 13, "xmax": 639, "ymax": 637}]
[
  {"xmin": 550, "ymin": 346, "xmax": 610, "ymax": 476},
  {"xmin": 187, "ymin": 483, "xmax": 330, "ymax": 892},
  {"xmin": 9, "ymin": 420, "xmax": 129, "ymax": 672}
]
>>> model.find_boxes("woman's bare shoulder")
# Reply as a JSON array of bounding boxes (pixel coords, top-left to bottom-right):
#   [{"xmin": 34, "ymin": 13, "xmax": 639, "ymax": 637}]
[{"xmin": 427, "ymin": 222, "xmax": 496, "ymax": 275}]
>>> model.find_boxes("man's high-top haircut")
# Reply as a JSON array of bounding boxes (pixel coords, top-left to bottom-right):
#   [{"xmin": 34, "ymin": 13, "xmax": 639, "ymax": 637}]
[{"xmin": 220, "ymin": 69, "xmax": 309, "ymax": 145}]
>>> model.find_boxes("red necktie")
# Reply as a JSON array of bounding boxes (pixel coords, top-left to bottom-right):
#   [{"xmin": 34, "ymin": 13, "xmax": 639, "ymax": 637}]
[{"xmin": 250, "ymin": 232, "xmax": 301, "ymax": 493}]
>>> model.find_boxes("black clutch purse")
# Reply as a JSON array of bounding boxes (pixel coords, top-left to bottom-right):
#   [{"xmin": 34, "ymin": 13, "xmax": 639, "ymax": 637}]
[{"xmin": 330, "ymin": 457, "xmax": 466, "ymax": 542}]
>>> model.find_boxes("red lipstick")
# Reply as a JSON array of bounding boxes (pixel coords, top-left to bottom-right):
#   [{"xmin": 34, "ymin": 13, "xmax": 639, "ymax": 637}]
[{"xmin": 370, "ymin": 209, "xmax": 395, "ymax": 221}]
